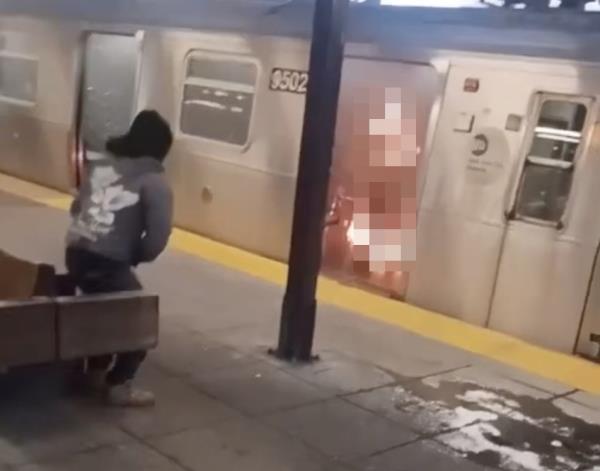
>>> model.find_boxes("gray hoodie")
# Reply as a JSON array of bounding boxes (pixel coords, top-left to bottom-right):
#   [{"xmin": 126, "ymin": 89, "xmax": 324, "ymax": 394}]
[{"xmin": 67, "ymin": 156, "xmax": 173, "ymax": 265}]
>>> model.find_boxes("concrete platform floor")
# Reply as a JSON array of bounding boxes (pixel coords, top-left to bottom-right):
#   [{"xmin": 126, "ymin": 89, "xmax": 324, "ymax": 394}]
[{"xmin": 1, "ymin": 189, "xmax": 600, "ymax": 471}]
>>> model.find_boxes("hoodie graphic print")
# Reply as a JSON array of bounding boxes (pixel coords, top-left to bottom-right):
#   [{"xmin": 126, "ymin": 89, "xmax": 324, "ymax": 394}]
[
  {"xmin": 68, "ymin": 155, "xmax": 173, "ymax": 265},
  {"xmin": 73, "ymin": 165, "xmax": 140, "ymax": 241}
]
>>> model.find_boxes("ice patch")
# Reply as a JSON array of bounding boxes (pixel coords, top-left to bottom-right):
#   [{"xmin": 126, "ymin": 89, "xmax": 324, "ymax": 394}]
[
  {"xmin": 440, "ymin": 422, "xmax": 550, "ymax": 471},
  {"xmin": 393, "ymin": 386, "xmax": 497, "ymax": 432},
  {"xmin": 394, "ymin": 383, "xmax": 599, "ymax": 470},
  {"xmin": 447, "ymin": 407, "xmax": 498, "ymax": 429},
  {"xmin": 460, "ymin": 390, "xmax": 521, "ymax": 409},
  {"xmin": 417, "ymin": 405, "xmax": 499, "ymax": 433},
  {"xmin": 555, "ymin": 455, "xmax": 580, "ymax": 469},
  {"xmin": 458, "ymin": 389, "xmax": 574, "ymax": 438},
  {"xmin": 422, "ymin": 376, "xmax": 441, "ymax": 389}
]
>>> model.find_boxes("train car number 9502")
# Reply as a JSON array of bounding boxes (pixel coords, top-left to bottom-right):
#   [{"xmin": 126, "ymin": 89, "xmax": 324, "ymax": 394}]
[{"xmin": 269, "ymin": 68, "xmax": 308, "ymax": 94}]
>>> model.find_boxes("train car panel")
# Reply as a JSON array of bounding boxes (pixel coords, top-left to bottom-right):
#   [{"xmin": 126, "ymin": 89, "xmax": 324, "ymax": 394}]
[
  {"xmin": 490, "ymin": 74, "xmax": 600, "ymax": 352},
  {"xmin": 409, "ymin": 57, "xmax": 600, "ymax": 352},
  {"xmin": 0, "ymin": 19, "xmax": 80, "ymax": 190},
  {"xmin": 407, "ymin": 61, "xmax": 562, "ymax": 326},
  {"xmin": 574, "ymin": 109, "xmax": 600, "ymax": 357},
  {"xmin": 139, "ymin": 30, "xmax": 308, "ymax": 259}
]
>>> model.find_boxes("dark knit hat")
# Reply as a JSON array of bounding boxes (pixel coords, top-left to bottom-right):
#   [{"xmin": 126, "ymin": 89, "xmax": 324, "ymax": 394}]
[{"xmin": 106, "ymin": 110, "xmax": 173, "ymax": 161}]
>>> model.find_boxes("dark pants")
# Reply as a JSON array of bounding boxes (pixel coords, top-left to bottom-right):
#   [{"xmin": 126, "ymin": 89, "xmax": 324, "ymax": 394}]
[{"xmin": 65, "ymin": 247, "xmax": 146, "ymax": 386}]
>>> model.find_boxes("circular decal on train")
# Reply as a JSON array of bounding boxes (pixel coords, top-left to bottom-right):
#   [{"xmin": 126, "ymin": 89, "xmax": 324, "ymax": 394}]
[
  {"xmin": 464, "ymin": 128, "xmax": 508, "ymax": 186},
  {"xmin": 471, "ymin": 134, "xmax": 488, "ymax": 156}
]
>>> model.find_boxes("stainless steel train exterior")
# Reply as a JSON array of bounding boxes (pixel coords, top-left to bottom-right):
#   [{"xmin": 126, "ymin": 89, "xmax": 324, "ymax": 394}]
[{"xmin": 2, "ymin": 0, "xmax": 600, "ymax": 358}]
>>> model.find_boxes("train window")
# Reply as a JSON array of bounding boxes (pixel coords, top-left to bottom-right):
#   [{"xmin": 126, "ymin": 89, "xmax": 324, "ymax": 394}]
[
  {"xmin": 514, "ymin": 99, "xmax": 588, "ymax": 224},
  {"xmin": 180, "ymin": 54, "xmax": 258, "ymax": 146},
  {"xmin": 0, "ymin": 54, "xmax": 37, "ymax": 105},
  {"xmin": 81, "ymin": 33, "xmax": 140, "ymax": 155}
]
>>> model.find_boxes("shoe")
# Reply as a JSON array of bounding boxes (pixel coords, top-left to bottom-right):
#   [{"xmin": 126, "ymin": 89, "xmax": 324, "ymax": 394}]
[{"xmin": 106, "ymin": 381, "xmax": 155, "ymax": 408}]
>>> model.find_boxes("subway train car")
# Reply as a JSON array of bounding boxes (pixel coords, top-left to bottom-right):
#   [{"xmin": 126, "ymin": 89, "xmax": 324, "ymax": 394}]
[{"xmin": 1, "ymin": 0, "xmax": 600, "ymax": 358}]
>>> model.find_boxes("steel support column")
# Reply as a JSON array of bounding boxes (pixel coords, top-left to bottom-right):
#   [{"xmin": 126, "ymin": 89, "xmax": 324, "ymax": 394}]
[{"xmin": 273, "ymin": 0, "xmax": 349, "ymax": 362}]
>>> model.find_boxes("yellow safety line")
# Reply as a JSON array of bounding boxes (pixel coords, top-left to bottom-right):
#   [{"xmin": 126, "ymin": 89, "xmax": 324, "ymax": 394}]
[
  {"xmin": 2, "ymin": 172, "xmax": 600, "ymax": 394},
  {"xmin": 0, "ymin": 174, "xmax": 72, "ymax": 211}
]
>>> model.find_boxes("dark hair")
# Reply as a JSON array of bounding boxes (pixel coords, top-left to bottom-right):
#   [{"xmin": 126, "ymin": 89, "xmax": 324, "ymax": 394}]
[{"xmin": 106, "ymin": 110, "xmax": 173, "ymax": 161}]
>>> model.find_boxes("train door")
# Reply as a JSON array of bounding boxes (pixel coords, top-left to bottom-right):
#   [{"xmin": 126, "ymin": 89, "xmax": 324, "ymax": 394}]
[
  {"xmin": 487, "ymin": 91, "xmax": 600, "ymax": 353},
  {"xmin": 407, "ymin": 63, "xmax": 542, "ymax": 326},
  {"xmin": 75, "ymin": 32, "xmax": 143, "ymax": 182},
  {"xmin": 409, "ymin": 61, "xmax": 600, "ymax": 353},
  {"xmin": 577, "ymin": 241, "xmax": 600, "ymax": 359}
]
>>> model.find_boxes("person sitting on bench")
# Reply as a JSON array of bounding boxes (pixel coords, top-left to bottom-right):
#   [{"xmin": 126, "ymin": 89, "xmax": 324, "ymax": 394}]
[{"xmin": 66, "ymin": 110, "xmax": 173, "ymax": 407}]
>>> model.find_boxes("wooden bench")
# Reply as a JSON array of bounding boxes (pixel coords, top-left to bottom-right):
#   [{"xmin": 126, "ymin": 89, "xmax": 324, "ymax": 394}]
[{"xmin": 0, "ymin": 252, "xmax": 159, "ymax": 371}]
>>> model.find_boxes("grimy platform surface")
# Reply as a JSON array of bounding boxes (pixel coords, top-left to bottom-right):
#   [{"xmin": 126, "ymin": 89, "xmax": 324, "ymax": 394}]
[{"xmin": 1, "ymin": 177, "xmax": 600, "ymax": 471}]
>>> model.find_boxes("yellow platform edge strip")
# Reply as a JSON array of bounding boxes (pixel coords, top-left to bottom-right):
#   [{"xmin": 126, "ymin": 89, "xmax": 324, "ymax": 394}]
[{"xmin": 2, "ymin": 172, "xmax": 600, "ymax": 395}]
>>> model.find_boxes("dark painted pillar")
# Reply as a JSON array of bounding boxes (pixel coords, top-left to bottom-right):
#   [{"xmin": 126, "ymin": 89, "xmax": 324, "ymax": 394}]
[{"xmin": 273, "ymin": 0, "xmax": 350, "ymax": 362}]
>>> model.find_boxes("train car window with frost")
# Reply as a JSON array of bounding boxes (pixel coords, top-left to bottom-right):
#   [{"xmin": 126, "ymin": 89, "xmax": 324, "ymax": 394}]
[
  {"xmin": 81, "ymin": 34, "xmax": 140, "ymax": 155},
  {"xmin": 180, "ymin": 55, "xmax": 257, "ymax": 146},
  {"xmin": 515, "ymin": 99, "xmax": 589, "ymax": 224},
  {"xmin": 0, "ymin": 54, "xmax": 37, "ymax": 105}
]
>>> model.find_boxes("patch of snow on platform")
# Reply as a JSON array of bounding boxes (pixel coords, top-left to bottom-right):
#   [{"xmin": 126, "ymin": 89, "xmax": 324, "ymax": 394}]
[
  {"xmin": 394, "ymin": 382, "xmax": 598, "ymax": 470},
  {"xmin": 555, "ymin": 455, "xmax": 581, "ymax": 469},
  {"xmin": 422, "ymin": 376, "xmax": 441, "ymax": 389},
  {"xmin": 448, "ymin": 406, "xmax": 498, "ymax": 428},
  {"xmin": 458, "ymin": 390, "xmax": 534, "ymax": 423},
  {"xmin": 393, "ymin": 386, "xmax": 497, "ymax": 431},
  {"xmin": 458, "ymin": 389, "xmax": 573, "ymax": 438},
  {"xmin": 440, "ymin": 423, "xmax": 550, "ymax": 471}
]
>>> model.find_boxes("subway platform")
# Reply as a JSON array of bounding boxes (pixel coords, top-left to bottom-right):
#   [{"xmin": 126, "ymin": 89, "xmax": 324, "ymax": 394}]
[{"xmin": 1, "ymin": 175, "xmax": 600, "ymax": 471}]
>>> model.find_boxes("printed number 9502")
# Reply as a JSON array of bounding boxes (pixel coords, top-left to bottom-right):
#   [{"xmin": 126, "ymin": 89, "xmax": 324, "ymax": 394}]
[{"xmin": 269, "ymin": 68, "xmax": 308, "ymax": 94}]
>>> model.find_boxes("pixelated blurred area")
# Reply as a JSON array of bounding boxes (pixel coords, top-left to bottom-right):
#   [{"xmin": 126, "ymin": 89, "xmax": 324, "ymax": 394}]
[{"xmin": 322, "ymin": 86, "xmax": 419, "ymax": 299}]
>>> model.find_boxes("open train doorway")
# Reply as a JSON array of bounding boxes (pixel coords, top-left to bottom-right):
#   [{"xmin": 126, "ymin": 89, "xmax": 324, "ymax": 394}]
[
  {"xmin": 74, "ymin": 32, "xmax": 143, "ymax": 185},
  {"xmin": 321, "ymin": 58, "xmax": 440, "ymax": 299}
]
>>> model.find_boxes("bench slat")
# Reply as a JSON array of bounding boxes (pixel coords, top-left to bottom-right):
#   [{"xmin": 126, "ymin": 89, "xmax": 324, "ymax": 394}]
[
  {"xmin": 57, "ymin": 293, "xmax": 159, "ymax": 360},
  {"xmin": 0, "ymin": 300, "xmax": 56, "ymax": 368}
]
